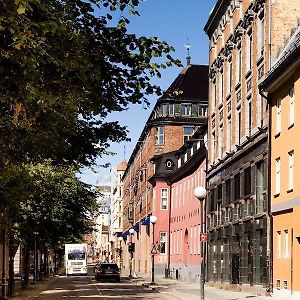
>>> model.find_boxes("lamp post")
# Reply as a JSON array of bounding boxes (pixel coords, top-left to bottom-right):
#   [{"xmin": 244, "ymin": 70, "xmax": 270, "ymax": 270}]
[
  {"xmin": 150, "ymin": 215, "xmax": 157, "ymax": 285},
  {"xmin": 128, "ymin": 228, "xmax": 135, "ymax": 278},
  {"xmin": 109, "ymin": 239, "xmax": 115, "ymax": 263},
  {"xmin": 194, "ymin": 186, "xmax": 207, "ymax": 300},
  {"xmin": 118, "ymin": 237, "xmax": 123, "ymax": 269},
  {"xmin": 32, "ymin": 232, "xmax": 38, "ymax": 285}
]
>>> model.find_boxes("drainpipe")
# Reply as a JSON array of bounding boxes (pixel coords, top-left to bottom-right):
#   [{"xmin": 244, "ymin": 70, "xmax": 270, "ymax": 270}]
[{"xmin": 259, "ymin": 87, "xmax": 273, "ymax": 295}]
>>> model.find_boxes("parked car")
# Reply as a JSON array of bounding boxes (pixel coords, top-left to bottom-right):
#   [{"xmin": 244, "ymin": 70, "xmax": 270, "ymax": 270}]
[{"xmin": 95, "ymin": 263, "xmax": 120, "ymax": 282}]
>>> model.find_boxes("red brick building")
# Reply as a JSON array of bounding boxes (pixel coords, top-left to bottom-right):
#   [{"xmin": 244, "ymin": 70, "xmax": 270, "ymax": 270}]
[{"xmin": 120, "ymin": 64, "xmax": 208, "ymax": 275}]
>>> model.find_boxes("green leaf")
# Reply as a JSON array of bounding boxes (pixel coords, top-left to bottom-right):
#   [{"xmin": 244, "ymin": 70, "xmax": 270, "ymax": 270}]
[{"xmin": 17, "ymin": 5, "xmax": 26, "ymax": 14}]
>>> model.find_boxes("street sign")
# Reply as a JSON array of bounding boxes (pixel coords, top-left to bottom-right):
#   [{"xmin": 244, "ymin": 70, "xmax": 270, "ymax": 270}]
[{"xmin": 200, "ymin": 233, "xmax": 207, "ymax": 241}]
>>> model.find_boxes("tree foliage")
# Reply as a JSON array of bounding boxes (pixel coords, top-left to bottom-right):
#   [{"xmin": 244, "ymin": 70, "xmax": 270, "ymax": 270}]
[
  {"xmin": 3, "ymin": 162, "xmax": 98, "ymax": 249},
  {"xmin": 0, "ymin": 0, "xmax": 181, "ymax": 168}
]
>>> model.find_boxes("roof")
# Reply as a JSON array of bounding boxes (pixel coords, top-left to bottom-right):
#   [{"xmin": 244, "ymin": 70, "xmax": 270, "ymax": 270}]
[
  {"xmin": 117, "ymin": 160, "xmax": 127, "ymax": 171},
  {"xmin": 260, "ymin": 25, "xmax": 300, "ymax": 92},
  {"xmin": 123, "ymin": 64, "xmax": 209, "ymax": 179},
  {"xmin": 204, "ymin": 0, "xmax": 230, "ymax": 37},
  {"xmin": 158, "ymin": 64, "xmax": 209, "ymax": 102}
]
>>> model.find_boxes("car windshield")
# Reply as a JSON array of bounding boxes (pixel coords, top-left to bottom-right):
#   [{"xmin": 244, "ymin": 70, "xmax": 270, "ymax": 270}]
[
  {"xmin": 68, "ymin": 252, "xmax": 85, "ymax": 260},
  {"xmin": 99, "ymin": 264, "xmax": 118, "ymax": 270}
]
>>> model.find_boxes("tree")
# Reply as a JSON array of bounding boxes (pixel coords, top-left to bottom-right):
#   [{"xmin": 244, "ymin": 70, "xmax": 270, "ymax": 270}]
[
  {"xmin": 3, "ymin": 162, "xmax": 99, "ymax": 248},
  {"xmin": 0, "ymin": 0, "xmax": 181, "ymax": 168}
]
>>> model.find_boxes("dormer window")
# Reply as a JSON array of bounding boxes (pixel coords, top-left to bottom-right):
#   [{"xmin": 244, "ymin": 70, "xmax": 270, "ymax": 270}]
[
  {"xmin": 181, "ymin": 103, "xmax": 192, "ymax": 116},
  {"xmin": 183, "ymin": 126, "xmax": 194, "ymax": 142},
  {"xmin": 168, "ymin": 104, "xmax": 174, "ymax": 116},
  {"xmin": 162, "ymin": 104, "xmax": 168, "ymax": 117}
]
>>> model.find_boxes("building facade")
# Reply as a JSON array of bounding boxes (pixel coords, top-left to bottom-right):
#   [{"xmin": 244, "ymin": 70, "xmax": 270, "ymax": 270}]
[
  {"xmin": 260, "ymin": 26, "xmax": 300, "ymax": 298},
  {"xmin": 92, "ymin": 185, "xmax": 111, "ymax": 261},
  {"xmin": 149, "ymin": 127, "xmax": 207, "ymax": 282},
  {"xmin": 110, "ymin": 161, "xmax": 127, "ymax": 262},
  {"xmin": 204, "ymin": 0, "xmax": 300, "ymax": 293},
  {"xmin": 121, "ymin": 64, "xmax": 209, "ymax": 275}
]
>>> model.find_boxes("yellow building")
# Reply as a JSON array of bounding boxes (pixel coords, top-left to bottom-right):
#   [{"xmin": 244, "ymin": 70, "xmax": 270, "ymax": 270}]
[{"xmin": 260, "ymin": 26, "xmax": 300, "ymax": 298}]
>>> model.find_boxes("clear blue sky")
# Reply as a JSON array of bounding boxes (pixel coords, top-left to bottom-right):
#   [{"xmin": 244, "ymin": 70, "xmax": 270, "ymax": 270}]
[{"xmin": 79, "ymin": 0, "xmax": 216, "ymax": 186}]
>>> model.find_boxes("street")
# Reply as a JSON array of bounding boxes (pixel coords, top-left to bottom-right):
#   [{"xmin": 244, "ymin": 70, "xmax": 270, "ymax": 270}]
[{"xmin": 14, "ymin": 274, "xmax": 196, "ymax": 300}]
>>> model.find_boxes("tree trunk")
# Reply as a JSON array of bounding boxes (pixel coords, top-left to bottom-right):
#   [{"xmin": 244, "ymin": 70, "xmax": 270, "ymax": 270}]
[
  {"xmin": 7, "ymin": 234, "xmax": 15, "ymax": 296},
  {"xmin": 23, "ymin": 244, "xmax": 30, "ymax": 289}
]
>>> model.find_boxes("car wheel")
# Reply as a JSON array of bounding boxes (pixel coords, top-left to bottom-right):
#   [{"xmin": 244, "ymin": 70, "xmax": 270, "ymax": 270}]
[{"xmin": 116, "ymin": 278, "xmax": 120, "ymax": 282}]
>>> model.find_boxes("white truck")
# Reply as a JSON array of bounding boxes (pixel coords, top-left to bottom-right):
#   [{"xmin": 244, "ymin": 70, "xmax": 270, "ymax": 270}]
[{"xmin": 65, "ymin": 243, "xmax": 88, "ymax": 275}]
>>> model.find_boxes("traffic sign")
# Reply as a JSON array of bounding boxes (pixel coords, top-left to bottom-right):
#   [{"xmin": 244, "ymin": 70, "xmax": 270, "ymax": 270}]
[{"xmin": 200, "ymin": 233, "xmax": 207, "ymax": 241}]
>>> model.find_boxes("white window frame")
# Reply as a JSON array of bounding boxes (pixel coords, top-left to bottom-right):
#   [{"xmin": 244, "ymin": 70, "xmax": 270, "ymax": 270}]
[
  {"xmin": 289, "ymin": 88, "xmax": 295, "ymax": 127},
  {"xmin": 284, "ymin": 230, "xmax": 288, "ymax": 258},
  {"xmin": 288, "ymin": 151, "xmax": 294, "ymax": 190},
  {"xmin": 275, "ymin": 158, "xmax": 281, "ymax": 195},
  {"xmin": 190, "ymin": 227, "xmax": 193, "ymax": 255},
  {"xmin": 168, "ymin": 104, "xmax": 174, "ymax": 116},
  {"xmin": 276, "ymin": 99, "xmax": 281, "ymax": 135},
  {"xmin": 160, "ymin": 188, "xmax": 168, "ymax": 210},
  {"xmin": 155, "ymin": 126, "xmax": 164, "ymax": 145},
  {"xmin": 181, "ymin": 103, "xmax": 192, "ymax": 116},
  {"xmin": 159, "ymin": 232, "xmax": 167, "ymax": 255},
  {"xmin": 277, "ymin": 231, "xmax": 281, "ymax": 258},
  {"xmin": 257, "ymin": 15, "xmax": 265, "ymax": 59}
]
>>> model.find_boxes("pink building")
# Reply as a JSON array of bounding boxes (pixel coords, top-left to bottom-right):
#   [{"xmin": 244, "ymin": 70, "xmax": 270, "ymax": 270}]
[{"xmin": 149, "ymin": 126, "xmax": 207, "ymax": 281}]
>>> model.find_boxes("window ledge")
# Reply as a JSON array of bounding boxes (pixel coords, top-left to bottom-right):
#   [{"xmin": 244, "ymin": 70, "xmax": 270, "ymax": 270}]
[
  {"xmin": 288, "ymin": 123, "xmax": 294, "ymax": 130},
  {"xmin": 274, "ymin": 132, "xmax": 281, "ymax": 138},
  {"xmin": 274, "ymin": 193, "xmax": 280, "ymax": 198},
  {"xmin": 287, "ymin": 188, "xmax": 293, "ymax": 193}
]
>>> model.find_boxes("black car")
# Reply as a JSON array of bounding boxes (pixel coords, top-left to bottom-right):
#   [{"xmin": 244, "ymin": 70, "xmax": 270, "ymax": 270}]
[{"xmin": 95, "ymin": 263, "xmax": 120, "ymax": 282}]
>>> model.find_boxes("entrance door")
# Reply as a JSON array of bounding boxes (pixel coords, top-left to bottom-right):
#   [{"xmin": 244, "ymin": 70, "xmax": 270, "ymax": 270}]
[
  {"xmin": 183, "ymin": 229, "xmax": 188, "ymax": 266},
  {"xmin": 231, "ymin": 254, "xmax": 240, "ymax": 284}
]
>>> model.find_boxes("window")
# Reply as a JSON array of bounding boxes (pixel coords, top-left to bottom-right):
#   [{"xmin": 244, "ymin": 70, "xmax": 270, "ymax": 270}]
[
  {"xmin": 277, "ymin": 231, "xmax": 281, "ymax": 258},
  {"xmin": 227, "ymin": 59, "xmax": 232, "ymax": 95},
  {"xmin": 211, "ymin": 131, "xmax": 216, "ymax": 163},
  {"xmin": 246, "ymin": 31, "xmax": 253, "ymax": 71},
  {"xmin": 288, "ymin": 151, "xmax": 294, "ymax": 190},
  {"xmin": 276, "ymin": 99, "xmax": 281, "ymax": 134},
  {"xmin": 190, "ymin": 227, "xmax": 193, "ymax": 254},
  {"xmin": 226, "ymin": 117, "xmax": 232, "ymax": 152},
  {"xmin": 257, "ymin": 16, "xmax": 265, "ymax": 58},
  {"xmin": 235, "ymin": 46, "xmax": 242, "ymax": 84},
  {"xmin": 183, "ymin": 126, "xmax": 194, "ymax": 142},
  {"xmin": 198, "ymin": 105, "xmax": 207, "ymax": 116},
  {"xmin": 162, "ymin": 104, "xmax": 168, "ymax": 116},
  {"xmin": 236, "ymin": 109, "xmax": 241, "ymax": 145},
  {"xmin": 225, "ymin": 179, "xmax": 231, "ymax": 205},
  {"xmin": 155, "ymin": 127, "xmax": 164, "ymax": 145},
  {"xmin": 169, "ymin": 104, "xmax": 174, "ymax": 116},
  {"xmin": 284, "ymin": 230, "xmax": 288, "ymax": 257},
  {"xmin": 211, "ymin": 80, "xmax": 216, "ymax": 111},
  {"xmin": 289, "ymin": 88, "xmax": 295, "ymax": 127},
  {"xmin": 246, "ymin": 99, "xmax": 252, "ymax": 136},
  {"xmin": 234, "ymin": 173, "xmax": 240, "ymax": 201},
  {"xmin": 218, "ymin": 125, "xmax": 223, "ymax": 158},
  {"xmin": 181, "ymin": 103, "xmax": 191, "ymax": 116},
  {"xmin": 275, "ymin": 158, "xmax": 280, "ymax": 195},
  {"xmin": 160, "ymin": 232, "xmax": 167, "ymax": 254},
  {"xmin": 219, "ymin": 71, "xmax": 224, "ymax": 104},
  {"xmin": 160, "ymin": 188, "xmax": 168, "ymax": 210},
  {"xmin": 244, "ymin": 167, "xmax": 251, "ymax": 196}
]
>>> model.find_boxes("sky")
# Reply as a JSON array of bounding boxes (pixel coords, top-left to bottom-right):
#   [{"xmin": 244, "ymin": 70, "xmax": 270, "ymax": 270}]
[{"xmin": 79, "ymin": 0, "xmax": 216, "ymax": 186}]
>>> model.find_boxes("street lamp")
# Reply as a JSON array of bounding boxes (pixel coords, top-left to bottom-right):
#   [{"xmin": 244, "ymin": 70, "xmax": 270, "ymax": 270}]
[
  {"xmin": 118, "ymin": 237, "xmax": 123, "ymax": 269},
  {"xmin": 150, "ymin": 215, "xmax": 157, "ymax": 285},
  {"xmin": 194, "ymin": 186, "xmax": 207, "ymax": 300},
  {"xmin": 128, "ymin": 228, "xmax": 135, "ymax": 278}
]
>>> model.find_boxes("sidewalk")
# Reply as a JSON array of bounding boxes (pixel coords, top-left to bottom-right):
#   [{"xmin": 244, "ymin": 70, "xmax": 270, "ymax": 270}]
[{"xmin": 127, "ymin": 270, "xmax": 294, "ymax": 300}]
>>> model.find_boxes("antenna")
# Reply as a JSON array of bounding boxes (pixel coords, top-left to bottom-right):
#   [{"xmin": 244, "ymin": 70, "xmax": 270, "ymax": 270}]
[
  {"xmin": 184, "ymin": 38, "xmax": 192, "ymax": 66},
  {"xmin": 123, "ymin": 143, "xmax": 126, "ymax": 161}
]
